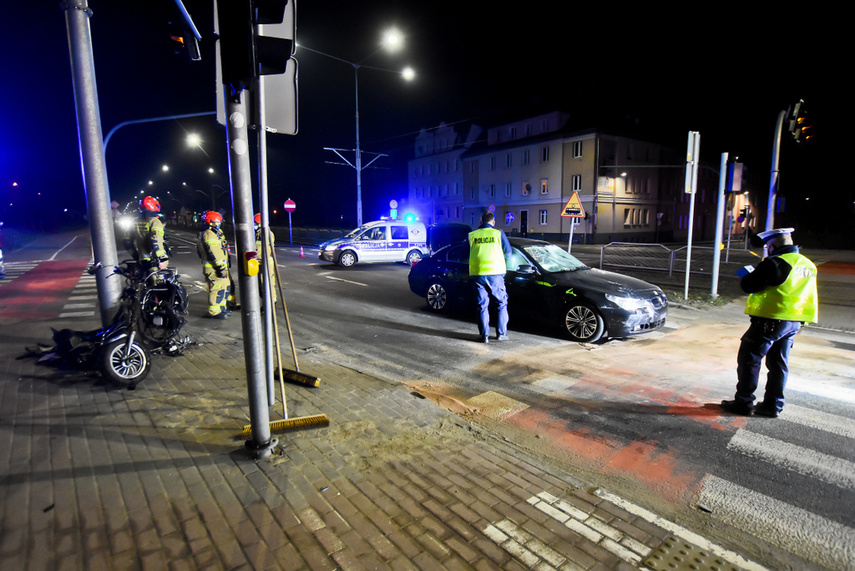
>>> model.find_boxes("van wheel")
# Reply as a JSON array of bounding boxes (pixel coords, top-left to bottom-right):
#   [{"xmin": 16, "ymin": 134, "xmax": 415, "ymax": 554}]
[
  {"xmin": 406, "ymin": 250, "xmax": 423, "ymax": 265},
  {"xmin": 338, "ymin": 250, "xmax": 357, "ymax": 267}
]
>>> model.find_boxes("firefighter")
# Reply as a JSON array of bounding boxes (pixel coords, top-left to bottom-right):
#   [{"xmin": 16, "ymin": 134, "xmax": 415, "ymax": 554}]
[
  {"xmin": 196, "ymin": 211, "xmax": 231, "ymax": 319},
  {"xmin": 131, "ymin": 196, "xmax": 169, "ymax": 269},
  {"xmin": 254, "ymin": 214, "xmax": 277, "ymax": 304}
]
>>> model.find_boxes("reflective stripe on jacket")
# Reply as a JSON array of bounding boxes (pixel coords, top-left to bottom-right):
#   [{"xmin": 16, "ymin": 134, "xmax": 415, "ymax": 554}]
[
  {"xmin": 745, "ymin": 252, "xmax": 818, "ymax": 323},
  {"xmin": 135, "ymin": 216, "xmax": 166, "ymax": 261},
  {"xmin": 197, "ymin": 227, "xmax": 229, "ymax": 268},
  {"xmin": 468, "ymin": 227, "xmax": 506, "ymax": 276}
]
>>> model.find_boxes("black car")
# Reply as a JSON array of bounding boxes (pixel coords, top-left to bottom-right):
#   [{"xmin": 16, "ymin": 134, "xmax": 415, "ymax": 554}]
[{"xmin": 408, "ymin": 237, "xmax": 667, "ymax": 343}]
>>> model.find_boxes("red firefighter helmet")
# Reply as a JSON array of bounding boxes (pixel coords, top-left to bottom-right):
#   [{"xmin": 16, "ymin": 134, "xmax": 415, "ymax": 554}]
[
  {"xmin": 254, "ymin": 213, "xmax": 261, "ymax": 225},
  {"xmin": 202, "ymin": 211, "xmax": 223, "ymax": 226},
  {"xmin": 140, "ymin": 196, "xmax": 161, "ymax": 212}
]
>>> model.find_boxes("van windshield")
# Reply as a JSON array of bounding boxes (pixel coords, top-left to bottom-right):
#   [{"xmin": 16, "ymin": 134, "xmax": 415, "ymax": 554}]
[{"xmin": 344, "ymin": 225, "xmax": 371, "ymax": 239}]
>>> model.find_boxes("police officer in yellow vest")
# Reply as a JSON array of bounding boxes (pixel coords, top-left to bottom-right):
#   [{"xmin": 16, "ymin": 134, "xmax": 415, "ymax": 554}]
[
  {"xmin": 721, "ymin": 228, "xmax": 818, "ymax": 418},
  {"xmin": 469, "ymin": 211, "xmax": 512, "ymax": 343},
  {"xmin": 196, "ymin": 211, "xmax": 231, "ymax": 319},
  {"xmin": 132, "ymin": 196, "xmax": 169, "ymax": 269}
]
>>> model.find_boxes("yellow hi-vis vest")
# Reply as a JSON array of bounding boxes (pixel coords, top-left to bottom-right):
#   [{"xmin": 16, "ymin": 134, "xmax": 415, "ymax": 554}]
[
  {"xmin": 469, "ymin": 227, "xmax": 506, "ymax": 276},
  {"xmin": 745, "ymin": 252, "xmax": 818, "ymax": 323}
]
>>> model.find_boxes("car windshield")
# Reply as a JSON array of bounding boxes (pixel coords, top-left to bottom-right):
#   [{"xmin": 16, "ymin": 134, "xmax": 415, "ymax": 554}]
[{"xmin": 519, "ymin": 244, "xmax": 588, "ymax": 272}]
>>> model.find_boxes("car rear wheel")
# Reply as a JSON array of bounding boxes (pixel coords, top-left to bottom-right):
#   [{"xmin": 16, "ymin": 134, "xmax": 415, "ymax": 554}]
[
  {"xmin": 425, "ymin": 280, "xmax": 449, "ymax": 312},
  {"xmin": 561, "ymin": 303, "xmax": 605, "ymax": 343},
  {"xmin": 338, "ymin": 250, "xmax": 357, "ymax": 267}
]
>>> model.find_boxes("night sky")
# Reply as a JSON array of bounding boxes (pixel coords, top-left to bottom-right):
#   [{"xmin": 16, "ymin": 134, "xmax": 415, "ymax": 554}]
[{"xmin": 2, "ymin": 2, "xmax": 846, "ymax": 241}]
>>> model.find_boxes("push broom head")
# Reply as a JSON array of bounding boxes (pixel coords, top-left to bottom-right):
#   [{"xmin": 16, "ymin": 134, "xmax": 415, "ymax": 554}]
[
  {"xmin": 241, "ymin": 413, "xmax": 329, "ymax": 437},
  {"xmin": 275, "ymin": 368, "xmax": 320, "ymax": 388}
]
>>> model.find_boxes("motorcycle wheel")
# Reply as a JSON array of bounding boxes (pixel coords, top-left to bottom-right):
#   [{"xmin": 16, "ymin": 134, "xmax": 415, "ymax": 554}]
[{"xmin": 99, "ymin": 339, "xmax": 151, "ymax": 389}]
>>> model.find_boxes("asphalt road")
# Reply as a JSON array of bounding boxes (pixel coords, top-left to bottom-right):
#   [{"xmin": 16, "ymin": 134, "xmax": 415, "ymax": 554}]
[{"xmin": 4, "ymin": 226, "xmax": 854, "ymax": 569}]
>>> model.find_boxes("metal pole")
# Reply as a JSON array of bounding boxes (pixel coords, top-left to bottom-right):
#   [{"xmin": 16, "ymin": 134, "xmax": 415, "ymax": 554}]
[
  {"xmin": 684, "ymin": 131, "xmax": 700, "ymax": 300},
  {"xmin": 354, "ymin": 65, "xmax": 363, "ymax": 226},
  {"xmin": 223, "ymin": 87, "xmax": 274, "ymax": 458},
  {"xmin": 711, "ymin": 152, "xmax": 728, "ymax": 298},
  {"xmin": 256, "ymin": 78, "xmax": 276, "ymax": 408},
  {"xmin": 766, "ymin": 110, "xmax": 786, "ymax": 232},
  {"xmin": 63, "ymin": 0, "xmax": 121, "ymax": 326}
]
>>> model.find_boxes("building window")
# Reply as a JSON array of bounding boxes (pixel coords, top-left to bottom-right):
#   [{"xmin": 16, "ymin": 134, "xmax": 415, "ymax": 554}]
[
  {"xmin": 488, "ymin": 184, "xmax": 496, "ymax": 198},
  {"xmin": 522, "ymin": 182, "xmax": 530, "ymax": 196},
  {"xmin": 573, "ymin": 141, "xmax": 583, "ymax": 158},
  {"xmin": 572, "ymin": 174, "xmax": 581, "ymax": 191},
  {"xmin": 540, "ymin": 178, "xmax": 548, "ymax": 194},
  {"xmin": 539, "ymin": 209, "xmax": 548, "ymax": 225},
  {"xmin": 490, "ymin": 157, "xmax": 496, "ymax": 171},
  {"xmin": 507, "ymin": 153, "xmax": 512, "ymax": 168},
  {"xmin": 523, "ymin": 149, "xmax": 530, "ymax": 165},
  {"xmin": 505, "ymin": 183, "xmax": 512, "ymax": 197},
  {"xmin": 541, "ymin": 146, "xmax": 550, "ymax": 162}
]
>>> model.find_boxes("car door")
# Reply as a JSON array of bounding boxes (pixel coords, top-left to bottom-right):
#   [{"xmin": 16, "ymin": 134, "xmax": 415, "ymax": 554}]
[
  {"xmin": 505, "ymin": 246, "xmax": 548, "ymax": 318},
  {"xmin": 388, "ymin": 224, "xmax": 410, "ymax": 261},
  {"xmin": 358, "ymin": 225, "xmax": 387, "ymax": 262}
]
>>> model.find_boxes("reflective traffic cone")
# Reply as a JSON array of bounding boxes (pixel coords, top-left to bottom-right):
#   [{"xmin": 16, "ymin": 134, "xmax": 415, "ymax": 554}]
[{"xmin": 299, "ymin": 246, "xmax": 305, "ymax": 257}]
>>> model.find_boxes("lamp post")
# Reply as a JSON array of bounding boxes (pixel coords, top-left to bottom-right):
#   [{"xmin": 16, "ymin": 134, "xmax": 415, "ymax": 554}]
[{"xmin": 299, "ymin": 31, "xmax": 414, "ymax": 226}]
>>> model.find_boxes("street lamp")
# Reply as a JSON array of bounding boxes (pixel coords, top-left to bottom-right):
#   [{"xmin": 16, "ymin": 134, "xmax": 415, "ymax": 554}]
[{"xmin": 299, "ymin": 29, "xmax": 415, "ymax": 226}]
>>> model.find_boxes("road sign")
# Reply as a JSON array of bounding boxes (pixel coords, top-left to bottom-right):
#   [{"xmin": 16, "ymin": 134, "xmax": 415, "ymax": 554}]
[
  {"xmin": 561, "ymin": 192, "xmax": 585, "ymax": 218},
  {"xmin": 283, "ymin": 199, "xmax": 296, "ymax": 212}
]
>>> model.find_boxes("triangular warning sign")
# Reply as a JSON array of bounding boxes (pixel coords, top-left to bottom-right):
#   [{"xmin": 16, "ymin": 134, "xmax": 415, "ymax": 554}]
[{"xmin": 561, "ymin": 191, "xmax": 586, "ymax": 218}]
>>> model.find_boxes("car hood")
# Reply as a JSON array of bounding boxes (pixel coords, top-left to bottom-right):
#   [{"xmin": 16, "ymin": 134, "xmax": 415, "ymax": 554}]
[
  {"xmin": 319, "ymin": 237, "xmax": 348, "ymax": 249},
  {"xmin": 546, "ymin": 267, "xmax": 662, "ymax": 296}
]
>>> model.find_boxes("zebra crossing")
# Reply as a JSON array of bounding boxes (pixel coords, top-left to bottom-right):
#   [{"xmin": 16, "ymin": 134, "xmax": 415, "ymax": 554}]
[
  {"xmin": 699, "ymin": 387, "xmax": 855, "ymax": 570},
  {"xmin": 58, "ymin": 266, "xmax": 98, "ymax": 319},
  {"xmin": 1, "ymin": 260, "xmax": 100, "ymax": 319},
  {"xmin": 0, "ymin": 260, "xmax": 39, "ymax": 285}
]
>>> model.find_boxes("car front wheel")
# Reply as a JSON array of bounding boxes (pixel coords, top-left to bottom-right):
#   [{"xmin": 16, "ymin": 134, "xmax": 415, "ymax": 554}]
[
  {"xmin": 425, "ymin": 280, "xmax": 449, "ymax": 312},
  {"xmin": 338, "ymin": 250, "xmax": 357, "ymax": 267},
  {"xmin": 561, "ymin": 303, "xmax": 605, "ymax": 343}
]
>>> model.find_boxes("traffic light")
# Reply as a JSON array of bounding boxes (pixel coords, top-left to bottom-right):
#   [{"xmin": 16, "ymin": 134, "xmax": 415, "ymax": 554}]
[
  {"xmin": 216, "ymin": 0, "xmax": 296, "ymax": 91},
  {"xmin": 167, "ymin": 1, "xmax": 202, "ymax": 62},
  {"xmin": 788, "ymin": 99, "xmax": 813, "ymax": 142}
]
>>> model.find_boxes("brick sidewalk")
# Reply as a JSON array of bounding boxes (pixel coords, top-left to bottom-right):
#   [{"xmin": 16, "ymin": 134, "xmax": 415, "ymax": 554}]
[{"xmin": 0, "ymin": 274, "xmax": 764, "ymax": 570}]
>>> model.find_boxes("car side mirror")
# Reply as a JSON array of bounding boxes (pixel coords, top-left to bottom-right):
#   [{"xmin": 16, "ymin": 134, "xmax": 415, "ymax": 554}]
[{"xmin": 516, "ymin": 264, "xmax": 537, "ymax": 276}]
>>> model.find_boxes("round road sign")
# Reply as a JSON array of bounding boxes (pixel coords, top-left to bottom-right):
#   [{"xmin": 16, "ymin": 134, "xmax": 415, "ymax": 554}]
[{"xmin": 283, "ymin": 199, "xmax": 296, "ymax": 213}]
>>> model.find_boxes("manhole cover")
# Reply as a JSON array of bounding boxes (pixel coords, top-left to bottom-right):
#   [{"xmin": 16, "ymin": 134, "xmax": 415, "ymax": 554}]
[{"xmin": 642, "ymin": 534, "xmax": 742, "ymax": 571}]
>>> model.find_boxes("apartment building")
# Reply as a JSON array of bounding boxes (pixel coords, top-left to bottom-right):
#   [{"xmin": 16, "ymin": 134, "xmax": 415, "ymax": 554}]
[{"xmin": 408, "ymin": 111, "xmax": 728, "ymax": 244}]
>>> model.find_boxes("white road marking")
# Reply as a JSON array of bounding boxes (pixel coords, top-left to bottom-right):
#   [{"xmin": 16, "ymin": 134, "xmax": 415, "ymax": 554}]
[
  {"xmin": 59, "ymin": 311, "xmax": 95, "ymax": 318},
  {"xmin": 782, "ymin": 404, "xmax": 855, "ymax": 439},
  {"xmin": 728, "ymin": 429, "xmax": 855, "ymax": 489},
  {"xmin": 323, "ymin": 275, "xmax": 368, "ymax": 287},
  {"xmin": 48, "ymin": 235, "xmax": 79, "ymax": 261},
  {"xmin": 592, "ymin": 487, "xmax": 769, "ymax": 571},
  {"xmin": 697, "ymin": 475, "xmax": 854, "ymax": 571},
  {"xmin": 789, "ymin": 381, "xmax": 855, "ymax": 405}
]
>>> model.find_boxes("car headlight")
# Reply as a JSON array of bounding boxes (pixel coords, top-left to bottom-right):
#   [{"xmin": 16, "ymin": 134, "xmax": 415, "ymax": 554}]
[{"xmin": 605, "ymin": 293, "xmax": 651, "ymax": 312}]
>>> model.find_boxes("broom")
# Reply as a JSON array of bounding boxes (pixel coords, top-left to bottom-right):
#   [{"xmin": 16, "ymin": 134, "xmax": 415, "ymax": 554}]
[
  {"xmin": 241, "ymin": 232, "xmax": 327, "ymax": 436},
  {"xmin": 271, "ymin": 242, "xmax": 320, "ymax": 388}
]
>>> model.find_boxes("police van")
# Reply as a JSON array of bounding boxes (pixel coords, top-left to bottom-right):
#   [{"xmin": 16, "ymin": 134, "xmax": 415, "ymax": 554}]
[{"xmin": 319, "ymin": 220, "xmax": 429, "ymax": 267}]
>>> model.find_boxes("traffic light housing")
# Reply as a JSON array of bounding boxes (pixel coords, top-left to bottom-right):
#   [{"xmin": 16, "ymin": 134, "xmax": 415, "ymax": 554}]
[
  {"xmin": 788, "ymin": 99, "xmax": 813, "ymax": 142},
  {"xmin": 216, "ymin": 0, "xmax": 295, "ymax": 91}
]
